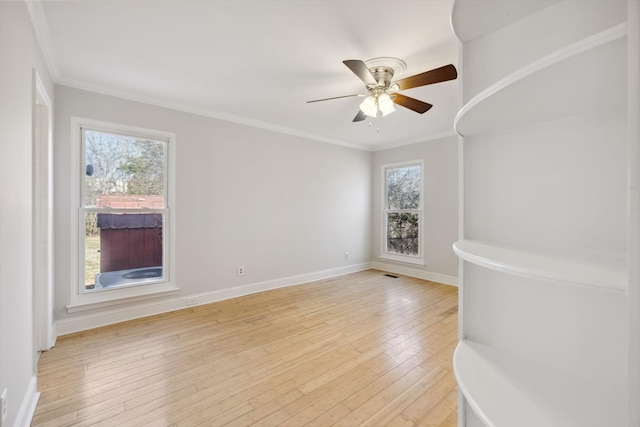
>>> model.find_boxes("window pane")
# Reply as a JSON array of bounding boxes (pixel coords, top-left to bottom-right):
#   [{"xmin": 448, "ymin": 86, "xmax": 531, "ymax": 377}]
[
  {"xmin": 387, "ymin": 212, "xmax": 419, "ymax": 256},
  {"xmin": 84, "ymin": 212, "xmax": 164, "ymax": 291},
  {"xmin": 84, "ymin": 130, "xmax": 165, "ymax": 208},
  {"xmin": 386, "ymin": 166, "xmax": 420, "ymax": 210}
]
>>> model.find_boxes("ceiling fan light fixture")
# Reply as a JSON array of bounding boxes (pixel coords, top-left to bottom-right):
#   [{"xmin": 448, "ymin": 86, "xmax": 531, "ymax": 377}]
[
  {"xmin": 308, "ymin": 58, "xmax": 457, "ymax": 126},
  {"xmin": 359, "ymin": 95, "xmax": 378, "ymax": 117}
]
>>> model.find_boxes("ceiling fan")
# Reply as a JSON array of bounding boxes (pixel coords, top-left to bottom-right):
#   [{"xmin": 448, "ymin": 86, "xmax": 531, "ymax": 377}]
[{"xmin": 307, "ymin": 57, "xmax": 457, "ymax": 122}]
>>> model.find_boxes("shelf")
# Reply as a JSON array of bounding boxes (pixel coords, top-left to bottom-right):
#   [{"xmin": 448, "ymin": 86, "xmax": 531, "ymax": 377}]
[
  {"xmin": 453, "ymin": 340, "xmax": 625, "ymax": 427},
  {"xmin": 454, "ymin": 24, "xmax": 626, "ymax": 137},
  {"xmin": 451, "ymin": 0, "xmax": 562, "ymax": 43},
  {"xmin": 453, "ymin": 240, "xmax": 626, "ymax": 292}
]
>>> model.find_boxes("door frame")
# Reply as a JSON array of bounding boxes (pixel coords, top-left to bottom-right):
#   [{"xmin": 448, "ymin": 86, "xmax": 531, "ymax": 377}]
[{"xmin": 32, "ymin": 70, "xmax": 55, "ymax": 356}]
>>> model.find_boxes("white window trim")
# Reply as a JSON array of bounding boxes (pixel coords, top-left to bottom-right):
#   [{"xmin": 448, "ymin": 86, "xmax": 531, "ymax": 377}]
[
  {"xmin": 67, "ymin": 117, "xmax": 178, "ymax": 313},
  {"xmin": 380, "ymin": 160, "xmax": 425, "ymax": 266}
]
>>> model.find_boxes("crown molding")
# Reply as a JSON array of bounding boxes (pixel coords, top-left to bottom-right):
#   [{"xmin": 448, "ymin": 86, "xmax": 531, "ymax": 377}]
[
  {"xmin": 57, "ymin": 78, "xmax": 376, "ymax": 151},
  {"xmin": 61, "ymin": 76, "xmax": 455, "ymax": 153},
  {"xmin": 25, "ymin": 0, "xmax": 61, "ymax": 81}
]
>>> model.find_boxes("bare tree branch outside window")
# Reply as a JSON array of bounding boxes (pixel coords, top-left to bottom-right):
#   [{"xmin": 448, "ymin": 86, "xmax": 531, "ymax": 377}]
[{"xmin": 85, "ymin": 130, "xmax": 165, "ymax": 206}]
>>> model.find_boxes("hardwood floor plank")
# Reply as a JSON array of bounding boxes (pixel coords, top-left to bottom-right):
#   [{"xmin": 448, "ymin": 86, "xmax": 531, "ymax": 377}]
[{"xmin": 34, "ymin": 270, "xmax": 457, "ymax": 427}]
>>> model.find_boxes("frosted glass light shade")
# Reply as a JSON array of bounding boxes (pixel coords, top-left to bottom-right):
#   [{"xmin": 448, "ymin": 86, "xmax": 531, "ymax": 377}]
[
  {"xmin": 378, "ymin": 93, "xmax": 395, "ymax": 116},
  {"xmin": 359, "ymin": 96, "xmax": 378, "ymax": 117}
]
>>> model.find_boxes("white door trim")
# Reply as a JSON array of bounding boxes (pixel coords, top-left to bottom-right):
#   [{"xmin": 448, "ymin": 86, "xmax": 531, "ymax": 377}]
[{"xmin": 33, "ymin": 70, "xmax": 56, "ymax": 353}]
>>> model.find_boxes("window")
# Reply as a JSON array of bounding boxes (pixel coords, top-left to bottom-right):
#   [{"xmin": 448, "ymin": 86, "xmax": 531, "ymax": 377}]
[
  {"xmin": 69, "ymin": 118, "xmax": 177, "ymax": 311},
  {"xmin": 382, "ymin": 162, "xmax": 423, "ymax": 264}
]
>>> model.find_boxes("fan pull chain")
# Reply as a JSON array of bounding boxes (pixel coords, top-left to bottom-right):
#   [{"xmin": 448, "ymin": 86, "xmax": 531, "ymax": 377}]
[{"xmin": 366, "ymin": 114, "xmax": 383, "ymax": 132}]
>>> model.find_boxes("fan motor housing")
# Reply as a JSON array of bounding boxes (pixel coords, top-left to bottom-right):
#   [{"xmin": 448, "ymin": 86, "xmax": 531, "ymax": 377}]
[
  {"xmin": 369, "ymin": 66, "xmax": 395, "ymax": 88},
  {"xmin": 364, "ymin": 57, "xmax": 407, "ymax": 88}
]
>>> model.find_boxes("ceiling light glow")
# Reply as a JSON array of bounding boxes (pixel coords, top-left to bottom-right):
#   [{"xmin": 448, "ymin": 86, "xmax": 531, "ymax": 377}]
[
  {"xmin": 359, "ymin": 96, "xmax": 378, "ymax": 117},
  {"xmin": 359, "ymin": 93, "xmax": 396, "ymax": 118}
]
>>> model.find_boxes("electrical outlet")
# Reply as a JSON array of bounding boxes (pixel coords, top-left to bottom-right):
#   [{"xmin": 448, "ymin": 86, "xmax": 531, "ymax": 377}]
[
  {"xmin": 344, "ymin": 252, "xmax": 350, "ymax": 260},
  {"xmin": 186, "ymin": 297, "xmax": 198, "ymax": 306},
  {"xmin": 237, "ymin": 266, "xmax": 245, "ymax": 276},
  {"xmin": 1, "ymin": 388, "xmax": 7, "ymax": 427}
]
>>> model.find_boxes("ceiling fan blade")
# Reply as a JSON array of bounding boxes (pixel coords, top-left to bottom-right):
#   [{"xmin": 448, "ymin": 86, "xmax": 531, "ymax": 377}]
[
  {"xmin": 353, "ymin": 110, "xmax": 366, "ymax": 122},
  {"xmin": 392, "ymin": 93, "xmax": 433, "ymax": 114},
  {"xmin": 393, "ymin": 64, "xmax": 457, "ymax": 91},
  {"xmin": 307, "ymin": 94, "xmax": 363, "ymax": 103},
  {"xmin": 343, "ymin": 60, "xmax": 376, "ymax": 85}
]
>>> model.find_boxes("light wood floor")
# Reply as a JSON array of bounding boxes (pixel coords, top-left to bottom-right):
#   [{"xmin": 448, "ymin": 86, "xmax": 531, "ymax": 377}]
[{"xmin": 33, "ymin": 270, "xmax": 459, "ymax": 427}]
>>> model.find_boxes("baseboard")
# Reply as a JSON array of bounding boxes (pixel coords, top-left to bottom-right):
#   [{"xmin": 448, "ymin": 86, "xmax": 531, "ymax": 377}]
[
  {"xmin": 14, "ymin": 375, "xmax": 39, "ymax": 427},
  {"xmin": 370, "ymin": 261, "xmax": 458, "ymax": 286},
  {"xmin": 56, "ymin": 262, "xmax": 372, "ymax": 336}
]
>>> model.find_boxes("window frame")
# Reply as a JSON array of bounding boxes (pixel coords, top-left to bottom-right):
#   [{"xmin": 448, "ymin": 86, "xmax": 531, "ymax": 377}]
[
  {"xmin": 67, "ymin": 117, "xmax": 178, "ymax": 313},
  {"xmin": 380, "ymin": 161, "xmax": 425, "ymax": 265}
]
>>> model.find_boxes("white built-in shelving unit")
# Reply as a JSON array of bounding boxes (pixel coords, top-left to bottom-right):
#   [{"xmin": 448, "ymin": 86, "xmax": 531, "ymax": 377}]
[{"xmin": 451, "ymin": 0, "xmax": 639, "ymax": 425}]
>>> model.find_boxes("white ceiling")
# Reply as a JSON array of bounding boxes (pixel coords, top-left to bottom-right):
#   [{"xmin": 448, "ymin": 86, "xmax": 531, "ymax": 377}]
[{"xmin": 34, "ymin": 0, "xmax": 460, "ymax": 150}]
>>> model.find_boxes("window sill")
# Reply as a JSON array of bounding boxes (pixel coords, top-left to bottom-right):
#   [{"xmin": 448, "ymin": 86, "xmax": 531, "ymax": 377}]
[
  {"xmin": 66, "ymin": 282, "xmax": 180, "ymax": 313},
  {"xmin": 379, "ymin": 253, "xmax": 425, "ymax": 266}
]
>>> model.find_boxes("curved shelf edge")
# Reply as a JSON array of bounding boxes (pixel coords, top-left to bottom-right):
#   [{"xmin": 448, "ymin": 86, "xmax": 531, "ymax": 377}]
[
  {"xmin": 452, "ymin": 341, "xmax": 496, "ymax": 427},
  {"xmin": 453, "ymin": 340, "xmax": 626, "ymax": 427},
  {"xmin": 454, "ymin": 23, "xmax": 627, "ymax": 137},
  {"xmin": 453, "ymin": 240, "xmax": 626, "ymax": 293}
]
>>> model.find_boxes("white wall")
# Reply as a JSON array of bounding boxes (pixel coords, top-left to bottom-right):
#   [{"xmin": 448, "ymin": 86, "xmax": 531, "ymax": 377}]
[
  {"xmin": 54, "ymin": 86, "xmax": 373, "ymax": 328},
  {"xmin": 371, "ymin": 137, "xmax": 459, "ymax": 283},
  {"xmin": 0, "ymin": 2, "xmax": 55, "ymax": 426}
]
